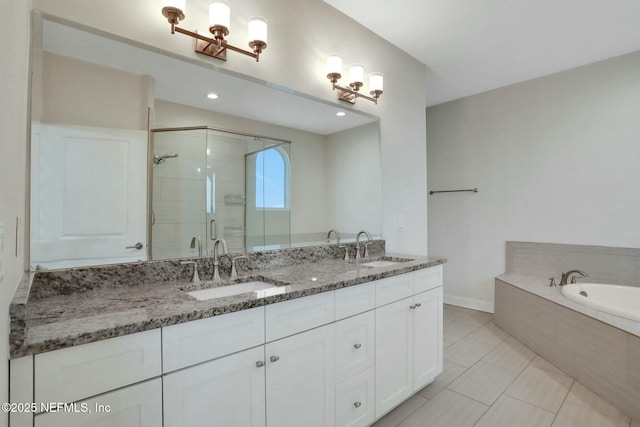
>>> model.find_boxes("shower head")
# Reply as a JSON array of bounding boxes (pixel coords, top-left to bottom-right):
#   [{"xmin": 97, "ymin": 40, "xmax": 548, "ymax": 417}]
[{"xmin": 153, "ymin": 152, "xmax": 179, "ymax": 166}]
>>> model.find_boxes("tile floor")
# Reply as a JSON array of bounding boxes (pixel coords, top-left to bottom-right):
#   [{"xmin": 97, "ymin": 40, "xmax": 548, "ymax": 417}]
[{"xmin": 374, "ymin": 304, "xmax": 639, "ymax": 427}]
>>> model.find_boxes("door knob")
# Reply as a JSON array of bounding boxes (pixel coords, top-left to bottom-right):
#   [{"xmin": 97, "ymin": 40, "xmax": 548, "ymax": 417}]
[{"xmin": 126, "ymin": 242, "xmax": 144, "ymax": 250}]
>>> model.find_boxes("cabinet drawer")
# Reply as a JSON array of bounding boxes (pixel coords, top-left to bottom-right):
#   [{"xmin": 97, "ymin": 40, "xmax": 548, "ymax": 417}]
[
  {"xmin": 414, "ymin": 265, "xmax": 443, "ymax": 293},
  {"xmin": 335, "ymin": 311, "xmax": 375, "ymax": 382},
  {"xmin": 34, "ymin": 378, "xmax": 162, "ymax": 427},
  {"xmin": 35, "ymin": 329, "xmax": 161, "ymax": 405},
  {"xmin": 335, "ymin": 282, "xmax": 375, "ymax": 320},
  {"xmin": 266, "ymin": 291, "xmax": 334, "ymax": 341},
  {"xmin": 162, "ymin": 306, "xmax": 265, "ymax": 373},
  {"xmin": 376, "ymin": 273, "xmax": 414, "ymax": 306},
  {"xmin": 336, "ymin": 367, "xmax": 375, "ymax": 427}
]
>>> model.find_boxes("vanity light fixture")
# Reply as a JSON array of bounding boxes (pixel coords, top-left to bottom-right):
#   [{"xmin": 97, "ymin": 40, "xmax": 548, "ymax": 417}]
[
  {"xmin": 161, "ymin": 0, "xmax": 267, "ymax": 62},
  {"xmin": 326, "ymin": 54, "xmax": 383, "ymax": 105}
]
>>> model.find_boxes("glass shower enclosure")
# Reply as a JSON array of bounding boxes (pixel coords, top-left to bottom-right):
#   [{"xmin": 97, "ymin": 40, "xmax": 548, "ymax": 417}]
[{"xmin": 150, "ymin": 126, "xmax": 291, "ymax": 259}]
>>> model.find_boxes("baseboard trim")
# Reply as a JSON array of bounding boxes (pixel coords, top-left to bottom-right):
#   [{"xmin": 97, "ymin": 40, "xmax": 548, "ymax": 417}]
[{"xmin": 444, "ymin": 293, "xmax": 494, "ymax": 313}]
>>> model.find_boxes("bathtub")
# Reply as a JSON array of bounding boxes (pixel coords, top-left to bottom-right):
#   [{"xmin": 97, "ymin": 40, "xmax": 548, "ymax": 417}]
[
  {"xmin": 561, "ymin": 282, "xmax": 640, "ymax": 322},
  {"xmin": 495, "ymin": 275, "xmax": 640, "ymax": 422}
]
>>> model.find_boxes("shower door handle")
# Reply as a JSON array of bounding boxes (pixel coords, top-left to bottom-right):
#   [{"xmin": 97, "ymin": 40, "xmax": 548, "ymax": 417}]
[
  {"xmin": 126, "ymin": 242, "xmax": 144, "ymax": 250},
  {"xmin": 210, "ymin": 219, "xmax": 217, "ymax": 240}
]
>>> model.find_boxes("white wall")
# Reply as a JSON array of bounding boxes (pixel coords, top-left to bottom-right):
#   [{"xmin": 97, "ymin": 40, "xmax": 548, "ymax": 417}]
[
  {"xmin": 0, "ymin": 0, "xmax": 32, "ymax": 425},
  {"xmin": 31, "ymin": 0, "xmax": 429, "ymax": 255},
  {"xmin": 326, "ymin": 122, "xmax": 381, "ymax": 234},
  {"xmin": 37, "ymin": 52, "xmax": 152, "ymax": 129},
  {"xmin": 427, "ymin": 51, "xmax": 640, "ymax": 312}
]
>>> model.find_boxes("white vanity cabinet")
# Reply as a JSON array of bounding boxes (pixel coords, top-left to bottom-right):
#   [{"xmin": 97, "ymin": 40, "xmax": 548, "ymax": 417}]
[
  {"xmin": 375, "ymin": 268, "xmax": 443, "ymax": 418},
  {"xmin": 11, "ymin": 263, "xmax": 444, "ymax": 427}
]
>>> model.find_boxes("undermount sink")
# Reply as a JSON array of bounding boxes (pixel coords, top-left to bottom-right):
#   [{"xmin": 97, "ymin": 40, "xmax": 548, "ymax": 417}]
[
  {"xmin": 186, "ymin": 281, "xmax": 285, "ymax": 301},
  {"xmin": 360, "ymin": 260, "xmax": 402, "ymax": 268},
  {"xmin": 358, "ymin": 256, "xmax": 415, "ymax": 268}
]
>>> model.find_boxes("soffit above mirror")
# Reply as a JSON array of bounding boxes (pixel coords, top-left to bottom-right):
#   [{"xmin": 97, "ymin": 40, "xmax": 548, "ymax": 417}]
[{"xmin": 41, "ymin": 17, "xmax": 377, "ymax": 135}]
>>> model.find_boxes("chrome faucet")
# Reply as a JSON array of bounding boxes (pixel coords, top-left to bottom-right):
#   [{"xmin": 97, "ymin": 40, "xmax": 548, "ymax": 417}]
[
  {"xmin": 180, "ymin": 261, "xmax": 200, "ymax": 284},
  {"xmin": 328, "ymin": 229, "xmax": 349, "ymax": 260},
  {"xmin": 212, "ymin": 238, "xmax": 229, "ymax": 281},
  {"xmin": 327, "ymin": 229, "xmax": 341, "ymax": 245},
  {"xmin": 355, "ymin": 230, "xmax": 373, "ymax": 259},
  {"xmin": 559, "ymin": 270, "xmax": 588, "ymax": 286},
  {"xmin": 231, "ymin": 255, "xmax": 248, "ymax": 279},
  {"xmin": 190, "ymin": 236, "xmax": 202, "ymax": 257}
]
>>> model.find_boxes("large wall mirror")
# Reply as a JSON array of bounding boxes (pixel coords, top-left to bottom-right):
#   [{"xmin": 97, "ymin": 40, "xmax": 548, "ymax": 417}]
[{"xmin": 29, "ymin": 13, "xmax": 382, "ymax": 269}]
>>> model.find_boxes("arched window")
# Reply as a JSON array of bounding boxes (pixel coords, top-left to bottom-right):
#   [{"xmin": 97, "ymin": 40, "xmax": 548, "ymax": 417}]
[{"xmin": 256, "ymin": 146, "xmax": 290, "ymax": 209}]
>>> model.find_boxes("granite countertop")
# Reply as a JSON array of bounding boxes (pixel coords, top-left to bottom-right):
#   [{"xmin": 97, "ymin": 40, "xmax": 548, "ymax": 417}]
[
  {"xmin": 496, "ymin": 273, "xmax": 640, "ymax": 338},
  {"xmin": 10, "ymin": 251, "xmax": 445, "ymax": 358}
]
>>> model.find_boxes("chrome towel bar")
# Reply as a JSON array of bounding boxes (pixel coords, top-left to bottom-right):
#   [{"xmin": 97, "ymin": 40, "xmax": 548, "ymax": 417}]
[{"xmin": 429, "ymin": 188, "xmax": 478, "ymax": 195}]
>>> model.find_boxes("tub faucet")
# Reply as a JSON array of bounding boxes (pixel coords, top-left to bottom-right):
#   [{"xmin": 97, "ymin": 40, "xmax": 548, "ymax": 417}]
[
  {"xmin": 212, "ymin": 238, "xmax": 229, "ymax": 281},
  {"xmin": 355, "ymin": 230, "xmax": 373, "ymax": 259},
  {"xmin": 559, "ymin": 270, "xmax": 587, "ymax": 286}
]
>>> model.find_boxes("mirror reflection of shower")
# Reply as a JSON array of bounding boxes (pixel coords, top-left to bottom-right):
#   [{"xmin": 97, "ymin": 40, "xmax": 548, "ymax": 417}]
[{"xmin": 153, "ymin": 152, "xmax": 179, "ymax": 167}]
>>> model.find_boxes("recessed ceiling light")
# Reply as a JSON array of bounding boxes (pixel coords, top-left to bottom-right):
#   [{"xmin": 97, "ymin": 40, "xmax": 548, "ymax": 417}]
[
  {"xmin": 207, "ymin": 93, "xmax": 219, "ymax": 99},
  {"xmin": 336, "ymin": 111, "xmax": 346, "ymax": 117}
]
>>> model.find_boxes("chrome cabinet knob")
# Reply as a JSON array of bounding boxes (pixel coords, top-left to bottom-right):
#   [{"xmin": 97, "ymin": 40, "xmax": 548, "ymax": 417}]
[
  {"xmin": 353, "ymin": 343, "xmax": 362, "ymax": 349},
  {"xmin": 415, "ymin": 303, "xmax": 422, "ymax": 308},
  {"xmin": 256, "ymin": 361, "xmax": 265, "ymax": 368},
  {"xmin": 409, "ymin": 304, "xmax": 416, "ymax": 309},
  {"xmin": 353, "ymin": 402, "xmax": 362, "ymax": 408},
  {"xmin": 270, "ymin": 355, "xmax": 280, "ymax": 363}
]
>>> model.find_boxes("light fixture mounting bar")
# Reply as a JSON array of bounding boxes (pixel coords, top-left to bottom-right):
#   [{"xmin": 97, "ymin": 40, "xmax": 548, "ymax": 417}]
[
  {"xmin": 333, "ymin": 83, "xmax": 379, "ymax": 105},
  {"xmin": 172, "ymin": 27, "xmax": 261, "ymax": 61}
]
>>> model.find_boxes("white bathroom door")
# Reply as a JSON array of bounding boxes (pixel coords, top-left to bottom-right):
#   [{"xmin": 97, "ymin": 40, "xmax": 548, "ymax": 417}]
[{"xmin": 30, "ymin": 124, "xmax": 148, "ymax": 269}]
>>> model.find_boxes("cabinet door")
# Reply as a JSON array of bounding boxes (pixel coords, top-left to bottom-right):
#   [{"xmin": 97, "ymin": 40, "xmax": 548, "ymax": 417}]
[
  {"xmin": 163, "ymin": 346, "xmax": 266, "ymax": 427},
  {"xmin": 412, "ymin": 287, "xmax": 443, "ymax": 391},
  {"xmin": 34, "ymin": 378, "xmax": 162, "ymax": 427},
  {"xmin": 375, "ymin": 297, "xmax": 413, "ymax": 417},
  {"xmin": 266, "ymin": 323, "xmax": 335, "ymax": 427},
  {"xmin": 335, "ymin": 311, "xmax": 375, "ymax": 382}
]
